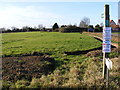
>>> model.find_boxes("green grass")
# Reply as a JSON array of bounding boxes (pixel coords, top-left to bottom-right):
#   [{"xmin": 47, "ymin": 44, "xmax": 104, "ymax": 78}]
[
  {"xmin": 2, "ymin": 32, "xmax": 120, "ymax": 89},
  {"xmin": 112, "ymin": 32, "xmax": 120, "ymax": 34},
  {"xmin": 2, "ymin": 32, "xmax": 102, "ymax": 57}
]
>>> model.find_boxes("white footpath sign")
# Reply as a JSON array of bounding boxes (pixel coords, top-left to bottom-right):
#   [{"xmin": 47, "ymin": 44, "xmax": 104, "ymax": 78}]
[
  {"xmin": 102, "ymin": 27, "xmax": 111, "ymax": 53},
  {"xmin": 105, "ymin": 58, "xmax": 112, "ymax": 70}
]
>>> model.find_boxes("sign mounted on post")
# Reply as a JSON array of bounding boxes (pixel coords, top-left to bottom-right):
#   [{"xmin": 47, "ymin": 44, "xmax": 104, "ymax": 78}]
[
  {"xmin": 103, "ymin": 27, "xmax": 111, "ymax": 40},
  {"xmin": 102, "ymin": 27, "xmax": 111, "ymax": 53},
  {"xmin": 102, "ymin": 43, "xmax": 111, "ymax": 53}
]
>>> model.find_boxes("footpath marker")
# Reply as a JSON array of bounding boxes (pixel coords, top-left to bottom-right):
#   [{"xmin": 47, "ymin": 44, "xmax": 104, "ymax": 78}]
[
  {"xmin": 102, "ymin": 27, "xmax": 111, "ymax": 53},
  {"xmin": 103, "ymin": 27, "xmax": 111, "ymax": 40},
  {"xmin": 105, "ymin": 58, "xmax": 112, "ymax": 70},
  {"xmin": 102, "ymin": 4, "xmax": 112, "ymax": 88}
]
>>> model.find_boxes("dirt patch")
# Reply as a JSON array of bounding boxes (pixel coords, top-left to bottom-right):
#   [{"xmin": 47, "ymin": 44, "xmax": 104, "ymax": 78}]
[{"xmin": 2, "ymin": 55, "xmax": 55, "ymax": 82}]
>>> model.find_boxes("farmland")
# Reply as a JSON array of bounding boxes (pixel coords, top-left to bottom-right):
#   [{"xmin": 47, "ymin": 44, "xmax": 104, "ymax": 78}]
[{"xmin": 1, "ymin": 32, "xmax": 120, "ymax": 89}]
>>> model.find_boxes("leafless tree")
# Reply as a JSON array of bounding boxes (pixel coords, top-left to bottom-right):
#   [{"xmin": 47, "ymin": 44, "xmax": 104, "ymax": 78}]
[
  {"xmin": 0, "ymin": 27, "xmax": 6, "ymax": 33},
  {"xmin": 79, "ymin": 17, "xmax": 90, "ymax": 28},
  {"xmin": 38, "ymin": 24, "xmax": 44, "ymax": 30}
]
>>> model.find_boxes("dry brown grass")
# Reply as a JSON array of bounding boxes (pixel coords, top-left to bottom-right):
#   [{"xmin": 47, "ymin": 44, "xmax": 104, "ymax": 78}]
[
  {"xmin": 86, "ymin": 50, "xmax": 102, "ymax": 57},
  {"xmin": 111, "ymin": 56, "xmax": 120, "ymax": 76},
  {"xmin": 27, "ymin": 57, "xmax": 119, "ymax": 89}
]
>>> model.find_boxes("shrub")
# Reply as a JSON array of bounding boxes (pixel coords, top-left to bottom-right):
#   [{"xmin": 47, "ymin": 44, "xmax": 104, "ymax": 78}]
[
  {"xmin": 59, "ymin": 26, "xmax": 85, "ymax": 33},
  {"xmin": 15, "ymin": 80, "xmax": 30, "ymax": 88},
  {"xmin": 28, "ymin": 78, "xmax": 41, "ymax": 88},
  {"xmin": 2, "ymin": 81, "xmax": 15, "ymax": 89}
]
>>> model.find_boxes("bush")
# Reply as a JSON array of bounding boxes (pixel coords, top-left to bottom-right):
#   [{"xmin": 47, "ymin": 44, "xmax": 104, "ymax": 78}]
[
  {"xmin": 59, "ymin": 26, "xmax": 86, "ymax": 33},
  {"xmin": 2, "ymin": 81, "xmax": 15, "ymax": 89},
  {"xmin": 15, "ymin": 80, "xmax": 30, "ymax": 88},
  {"xmin": 28, "ymin": 78, "xmax": 41, "ymax": 88},
  {"xmin": 94, "ymin": 24, "xmax": 103, "ymax": 32}
]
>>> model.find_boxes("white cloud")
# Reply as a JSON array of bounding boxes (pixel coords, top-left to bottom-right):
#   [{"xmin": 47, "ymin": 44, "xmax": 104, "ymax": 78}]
[{"xmin": 0, "ymin": 5, "xmax": 62, "ymax": 28}]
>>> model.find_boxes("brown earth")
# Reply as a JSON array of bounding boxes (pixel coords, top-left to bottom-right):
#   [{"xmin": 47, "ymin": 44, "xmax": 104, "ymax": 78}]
[{"xmin": 2, "ymin": 55, "xmax": 55, "ymax": 82}]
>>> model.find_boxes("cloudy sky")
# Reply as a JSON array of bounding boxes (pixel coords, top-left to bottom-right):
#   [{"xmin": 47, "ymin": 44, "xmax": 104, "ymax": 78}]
[{"xmin": 0, "ymin": 0, "xmax": 119, "ymax": 28}]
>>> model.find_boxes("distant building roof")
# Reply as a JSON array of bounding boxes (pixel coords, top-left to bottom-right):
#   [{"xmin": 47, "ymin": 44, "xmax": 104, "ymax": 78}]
[
  {"xmin": 110, "ymin": 20, "xmax": 116, "ymax": 25},
  {"xmin": 118, "ymin": 19, "xmax": 120, "ymax": 25},
  {"xmin": 110, "ymin": 20, "xmax": 119, "ymax": 30}
]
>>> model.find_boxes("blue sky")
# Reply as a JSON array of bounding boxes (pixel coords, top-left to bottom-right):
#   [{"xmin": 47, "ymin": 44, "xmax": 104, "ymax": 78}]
[{"xmin": 0, "ymin": 1, "xmax": 118, "ymax": 28}]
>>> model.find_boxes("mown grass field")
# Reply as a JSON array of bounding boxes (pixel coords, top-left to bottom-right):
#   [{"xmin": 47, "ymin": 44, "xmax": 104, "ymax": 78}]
[{"xmin": 2, "ymin": 32, "xmax": 102, "ymax": 57}]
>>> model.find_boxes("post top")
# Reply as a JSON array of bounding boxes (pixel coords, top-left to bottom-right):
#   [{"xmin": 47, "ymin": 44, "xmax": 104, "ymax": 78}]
[{"xmin": 105, "ymin": 4, "xmax": 109, "ymax": 6}]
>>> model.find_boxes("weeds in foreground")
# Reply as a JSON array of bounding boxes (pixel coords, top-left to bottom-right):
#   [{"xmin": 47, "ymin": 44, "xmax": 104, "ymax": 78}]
[{"xmin": 2, "ymin": 56, "xmax": 119, "ymax": 89}]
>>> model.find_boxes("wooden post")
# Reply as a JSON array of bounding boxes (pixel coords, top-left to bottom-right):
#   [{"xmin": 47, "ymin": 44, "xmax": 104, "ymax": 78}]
[
  {"xmin": 103, "ymin": 4, "xmax": 110, "ymax": 88},
  {"xmin": 102, "ymin": 52, "xmax": 105, "ymax": 78},
  {"xmin": 106, "ymin": 65, "xmax": 109, "ymax": 88}
]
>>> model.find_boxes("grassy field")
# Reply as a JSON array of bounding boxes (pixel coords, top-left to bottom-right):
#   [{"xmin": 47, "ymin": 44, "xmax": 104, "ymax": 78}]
[
  {"xmin": 2, "ymin": 32, "xmax": 102, "ymax": 57},
  {"xmin": 2, "ymin": 32, "xmax": 120, "ymax": 89}
]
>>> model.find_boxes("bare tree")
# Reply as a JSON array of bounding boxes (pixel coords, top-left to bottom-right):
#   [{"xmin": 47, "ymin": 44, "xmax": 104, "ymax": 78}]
[
  {"xmin": 11, "ymin": 26, "xmax": 17, "ymax": 31},
  {"xmin": 38, "ymin": 24, "xmax": 44, "ymax": 30},
  {"xmin": 0, "ymin": 27, "xmax": 6, "ymax": 33},
  {"xmin": 22, "ymin": 26, "xmax": 29, "ymax": 32},
  {"xmin": 100, "ymin": 22, "xmax": 104, "ymax": 27},
  {"xmin": 79, "ymin": 17, "xmax": 90, "ymax": 28}
]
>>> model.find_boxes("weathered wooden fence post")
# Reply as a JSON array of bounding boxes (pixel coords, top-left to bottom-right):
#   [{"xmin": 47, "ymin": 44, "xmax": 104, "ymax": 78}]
[{"xmin": 102, "ymin": 4, "xmax": 111, "ymax": 88}]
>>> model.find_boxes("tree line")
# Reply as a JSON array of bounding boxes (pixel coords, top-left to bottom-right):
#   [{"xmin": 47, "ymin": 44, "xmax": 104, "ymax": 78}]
[
  {"xmin": 0, "ymin": 24, "xmax": 46, "ymax": 33},
  {"xmin": 52, "ymin": 17, "xmax": 103, "ymax": 33},
  {"xmin": 0, "ymin": 17, "xmax": 103, "ymax": 33}
]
